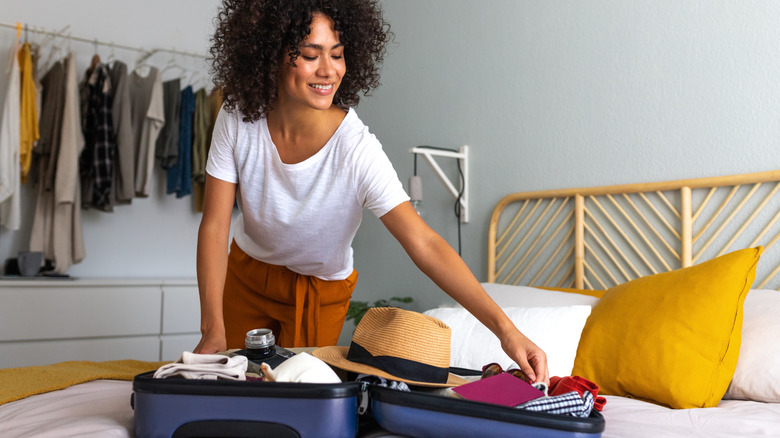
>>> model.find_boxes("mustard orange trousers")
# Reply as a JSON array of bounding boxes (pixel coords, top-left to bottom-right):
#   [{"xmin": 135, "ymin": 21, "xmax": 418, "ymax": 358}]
[{"xmin": 222, "ymin": 241, "xmax": 358, "ymax": 349}]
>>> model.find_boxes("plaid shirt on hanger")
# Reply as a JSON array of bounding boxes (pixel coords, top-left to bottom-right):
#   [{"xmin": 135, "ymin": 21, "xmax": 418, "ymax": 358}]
[{"xmin": 79, "ymin": 62, "xmax": 115, "ymax": 210}]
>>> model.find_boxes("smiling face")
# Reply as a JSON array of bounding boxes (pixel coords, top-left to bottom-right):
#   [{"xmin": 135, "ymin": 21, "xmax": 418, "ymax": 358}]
[{"xmin": 277, "ymin": 13, "xmax": 346, "ymax": 112}]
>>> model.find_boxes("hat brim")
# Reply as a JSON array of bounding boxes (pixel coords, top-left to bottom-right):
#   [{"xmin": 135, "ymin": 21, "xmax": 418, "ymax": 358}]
[{"xmin": 312, "ymin": 346, "xmax": 469, "ymax": 388}]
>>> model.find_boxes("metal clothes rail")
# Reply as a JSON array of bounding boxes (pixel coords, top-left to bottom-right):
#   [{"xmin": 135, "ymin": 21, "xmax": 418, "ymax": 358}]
[{"xmin": 0, "ymin": 21, "xmax": 207, "ymax": 64}]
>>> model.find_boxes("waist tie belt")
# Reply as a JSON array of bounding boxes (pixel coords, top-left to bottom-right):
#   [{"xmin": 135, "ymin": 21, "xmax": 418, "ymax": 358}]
[{"xmin": 293, "ymin": 275, "xmax": 321, "ymax": 347}]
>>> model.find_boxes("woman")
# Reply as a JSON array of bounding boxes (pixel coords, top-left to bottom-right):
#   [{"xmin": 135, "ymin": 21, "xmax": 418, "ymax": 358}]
[{"xmin": 195, "ymin": 0, "xmax": 549, "ymax": 384}]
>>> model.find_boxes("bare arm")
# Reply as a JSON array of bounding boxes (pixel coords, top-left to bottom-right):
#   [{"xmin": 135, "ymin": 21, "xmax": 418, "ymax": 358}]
[
  {"xmin": 380, "ymin": 201, "xmax": 549, "ymax": 384},
  {"xmin": 193, "ymin": 175, "xmax": 237, "ymax": 354}
]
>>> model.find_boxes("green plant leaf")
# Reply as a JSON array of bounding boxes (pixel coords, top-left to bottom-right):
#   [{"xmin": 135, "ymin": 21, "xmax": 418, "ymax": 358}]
[{"xmin": 346, "ymin": 296, "xmax": 414, "ymax": 327}]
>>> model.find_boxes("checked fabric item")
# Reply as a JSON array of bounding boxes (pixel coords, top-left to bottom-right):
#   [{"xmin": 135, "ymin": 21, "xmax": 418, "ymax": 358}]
[{"xmin": 515, "ymin": 390, "xmax": 595, "ymax": 418}]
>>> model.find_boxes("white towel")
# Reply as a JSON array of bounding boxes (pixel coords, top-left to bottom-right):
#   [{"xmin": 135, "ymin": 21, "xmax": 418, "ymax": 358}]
[
  {"xmin": 261, "ymin": 352, "xmax": 341, "ymax": 383},
  {"xmin": 153, "ymin": 351, "xmax": 248, "ymax": 380}
]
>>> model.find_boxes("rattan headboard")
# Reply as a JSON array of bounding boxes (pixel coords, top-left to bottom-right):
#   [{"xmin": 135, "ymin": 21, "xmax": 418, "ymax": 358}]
[{"xmin": 488, "ymin": 169, "xmax": 780, "ymax": 291}]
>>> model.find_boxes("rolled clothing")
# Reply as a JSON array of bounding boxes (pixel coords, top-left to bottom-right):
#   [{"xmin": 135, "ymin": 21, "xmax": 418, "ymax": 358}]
[{"xmin": 154, "ymin": 351, "xmax": 248, "ymax": 380}]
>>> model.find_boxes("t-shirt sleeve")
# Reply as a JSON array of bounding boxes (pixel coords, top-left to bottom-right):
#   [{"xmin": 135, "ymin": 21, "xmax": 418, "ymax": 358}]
[
  {"xmin": 353, "ymin": 132, "xmax": 410, "ymax": 218},
  {"xmin": 205, "ymin": 105, "xmax": 239, "ymax": 184}
]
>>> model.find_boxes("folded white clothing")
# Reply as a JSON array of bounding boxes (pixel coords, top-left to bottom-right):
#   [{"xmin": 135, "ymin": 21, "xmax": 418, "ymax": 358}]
[
  {"xmin": 153, "ymin": 351, "xmax": 248, "ymax": 381},
  {"xmin": 261, "ymin": 352, "xmax": 341, "ymax": 383}
]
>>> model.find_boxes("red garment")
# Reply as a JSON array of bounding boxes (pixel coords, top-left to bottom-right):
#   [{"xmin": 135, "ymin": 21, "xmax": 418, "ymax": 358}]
[{"xmin": 549, "ymin": 376, "xmax": 607, "ymax": 412}]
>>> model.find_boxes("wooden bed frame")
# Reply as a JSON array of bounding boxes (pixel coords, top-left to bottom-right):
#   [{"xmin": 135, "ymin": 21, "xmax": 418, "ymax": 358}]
[{"xmin": 488, "ymin": 169, "xmax": 780, "ymax": 291}]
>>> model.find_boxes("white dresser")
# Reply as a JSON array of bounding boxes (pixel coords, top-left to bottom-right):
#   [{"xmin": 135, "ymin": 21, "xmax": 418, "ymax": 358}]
[{"xmin": 0, "ymin": 278, "xmax": 201, "ymax": 368}]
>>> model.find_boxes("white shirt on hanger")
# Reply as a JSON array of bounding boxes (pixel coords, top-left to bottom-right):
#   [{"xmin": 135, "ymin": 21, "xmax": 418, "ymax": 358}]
[{"xmin": 0, "ymin": 38, "xmax": 21, "ymax": 230}]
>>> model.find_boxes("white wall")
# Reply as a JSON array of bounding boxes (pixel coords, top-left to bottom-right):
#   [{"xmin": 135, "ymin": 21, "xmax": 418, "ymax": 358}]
[
  {"xmin": 350, "ymin": 0, "xmax": 780, "ymax": 317},
  {"xmin": 2, "ymin": 1, "xmax": 780, "ymax": 333}
]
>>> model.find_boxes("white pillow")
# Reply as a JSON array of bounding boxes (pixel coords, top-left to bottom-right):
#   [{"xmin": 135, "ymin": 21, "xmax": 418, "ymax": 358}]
[
  {"xmin": 724, "ymin": 289, "xmax": 780, "ymax": 402},
  {"xmin": 423, "ymin": 305, "xmax": 592, "ymax": 378},
  {"xmin": 479, "ymin": 283, "xmax": 599, "ymax": 308}
]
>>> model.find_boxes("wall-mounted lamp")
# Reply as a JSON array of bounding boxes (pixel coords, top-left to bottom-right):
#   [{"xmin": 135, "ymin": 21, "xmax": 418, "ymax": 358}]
[
  {"xmin": 408, "ymin": 145, "xmax": 469, "ymax": 223},
  {"xmin": 408, "ymin": 173, "xmax": 425, "ymax": 219},
  {"xmin": 408, "ymin": 145, "xmax": 469, "ymax": 255}
]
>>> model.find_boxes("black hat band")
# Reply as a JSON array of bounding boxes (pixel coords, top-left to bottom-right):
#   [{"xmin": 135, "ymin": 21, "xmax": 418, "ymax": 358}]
[{"xmin": 346, "ymin": 341, "xmax": 449, "ymax": 384}]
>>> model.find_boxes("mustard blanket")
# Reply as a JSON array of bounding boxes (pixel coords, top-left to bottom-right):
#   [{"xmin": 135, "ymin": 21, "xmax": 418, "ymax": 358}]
[{"xmin": 0, "ymin": 359, "xmax": 167, "ymax": 405}]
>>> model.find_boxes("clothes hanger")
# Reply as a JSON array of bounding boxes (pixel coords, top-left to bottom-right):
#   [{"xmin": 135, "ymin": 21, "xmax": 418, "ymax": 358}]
[
  {"xmin": 38, "ymin": 26, "xmax": 69, "ymax": 74},
  {"xmin": 188, "ymin": 70, "xmax": 202, "ymax": 90},
  {"xmin": 181, "ymin": 68, "xmax": 198, "ymax": 88},
  {"xmin": 26, "ymin": 25, "xmax": 43, "ymax": 75},
  {"xmin": 159, "ymin": 53, "xmax": 188, "ymax": 81},
  {"xmin": 65, "ymin": 30, "xmax": 72, "ymax": 54},
  {"xmin": 87, "ymin": 38, "xmax": 101, "ymax": 75},
  {"xmin": 106, "ymin": 42, "xmax": 117, "ymax": 65},
  {"xmin": 6, "ymin": 23, "xmax": 20, "ymax": 71},
  {"xmin": 134, "ymin": 48, "xmax": 159, "ymax": 77},
  {"xmin": 192, "ymin": 70, "xmax": 210, "ymax": 91}
]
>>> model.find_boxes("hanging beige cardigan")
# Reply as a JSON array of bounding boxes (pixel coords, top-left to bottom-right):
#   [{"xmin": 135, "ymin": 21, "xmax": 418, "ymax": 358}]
[{"xmin": 29, "ymin": 51, "xmax": 85, "ymax": 274}]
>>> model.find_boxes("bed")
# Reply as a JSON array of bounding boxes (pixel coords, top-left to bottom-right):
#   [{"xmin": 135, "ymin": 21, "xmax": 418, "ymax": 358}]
[
  {"xmin": 2, "ymin": 169, "xmax": 780, "ymax": 437},
  {"xmin": 429, "ymin": 168, "xmax": 780, "ymax": 437}
]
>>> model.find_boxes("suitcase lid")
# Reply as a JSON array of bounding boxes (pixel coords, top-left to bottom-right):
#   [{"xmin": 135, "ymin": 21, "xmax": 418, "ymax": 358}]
[
  {"xmin": 368, "ymin": 385, "xmax": 605, "ymax": 435},
  {"xmin": 133, "ymin": 371, "xmax": 359, "ymax": 399}
]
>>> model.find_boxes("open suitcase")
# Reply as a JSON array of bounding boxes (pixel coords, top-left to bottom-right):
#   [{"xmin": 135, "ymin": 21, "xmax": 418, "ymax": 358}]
[
  {"xmin": 132, "ymin": 371, "xmax": 360, "ymax": 438},
  {"xmin": 368, "ymin": 385, "xmax": 605, "ymax": 438},
  {"xmin": 133, "ymin": 372, "xmax": 605, "ymax": 438}
]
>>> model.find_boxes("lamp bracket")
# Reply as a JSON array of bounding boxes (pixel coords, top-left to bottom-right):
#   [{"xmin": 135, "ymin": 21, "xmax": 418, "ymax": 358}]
[{"xmin": 409, "ymin": 146, "xmax": 469, "ymax": 223}]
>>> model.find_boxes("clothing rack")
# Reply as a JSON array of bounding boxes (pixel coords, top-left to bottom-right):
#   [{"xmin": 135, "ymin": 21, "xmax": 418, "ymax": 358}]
[{"xmin": 0, "ymin": 21, "xmax": 207, "ymax": 65}]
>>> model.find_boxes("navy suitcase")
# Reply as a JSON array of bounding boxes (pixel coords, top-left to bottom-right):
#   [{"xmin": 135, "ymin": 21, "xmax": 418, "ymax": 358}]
[
  {"xmin": 132, "ymin": 371, "xmax": 360, "ymax": 438},
  {"xmin": 368, "ymin": 385, "xmax": 605, "ymax": 438}
]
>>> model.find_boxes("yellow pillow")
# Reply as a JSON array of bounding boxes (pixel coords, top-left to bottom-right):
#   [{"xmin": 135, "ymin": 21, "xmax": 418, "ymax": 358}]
[{"xmin": 571, "ymin": 247, "xmax": 761, "ymax": 409}]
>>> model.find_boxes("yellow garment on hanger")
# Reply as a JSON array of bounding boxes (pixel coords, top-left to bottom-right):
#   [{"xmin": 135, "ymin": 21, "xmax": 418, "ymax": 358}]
[{"xmin": 18, "ymin": 42, "xmax": 39, "ymax": 184}]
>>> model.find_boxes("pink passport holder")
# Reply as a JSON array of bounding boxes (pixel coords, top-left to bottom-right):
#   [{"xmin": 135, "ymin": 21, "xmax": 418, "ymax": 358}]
[{"xmin": 452, "ymin": 372, "xmax": 545, "ymax": 407}]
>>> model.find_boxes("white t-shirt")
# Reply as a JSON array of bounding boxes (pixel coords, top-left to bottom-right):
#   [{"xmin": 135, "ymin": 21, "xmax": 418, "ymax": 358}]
[{"xmin": 206, "ymin": 107, "xmax": 409, "ymax": 280}]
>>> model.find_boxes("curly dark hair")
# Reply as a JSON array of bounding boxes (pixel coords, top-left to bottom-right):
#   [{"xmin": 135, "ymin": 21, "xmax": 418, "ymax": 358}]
[{"xmin": 210, "ymin": 0, "xmax": 392, "ymax": 122}]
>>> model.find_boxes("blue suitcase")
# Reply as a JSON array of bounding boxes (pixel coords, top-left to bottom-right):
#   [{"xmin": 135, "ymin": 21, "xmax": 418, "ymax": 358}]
[
  {"xmin": 132, "ymin": 371, "xmax": 360, "ymax": 438},
  {"xmin": 368, "ymin": 385, "xmax": 605, "ymax": 438}
]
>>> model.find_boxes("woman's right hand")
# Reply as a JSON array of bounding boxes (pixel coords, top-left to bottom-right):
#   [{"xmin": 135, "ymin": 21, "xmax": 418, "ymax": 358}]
[{"xmin": 193, "ymin": 331, "xmax": 227, "ymax": 354}]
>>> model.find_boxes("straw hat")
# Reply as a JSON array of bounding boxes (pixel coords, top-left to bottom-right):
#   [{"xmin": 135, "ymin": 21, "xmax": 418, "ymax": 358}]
[{"xmin": 313, "ymin": 307, "xmax": 469, "ymax": 387}]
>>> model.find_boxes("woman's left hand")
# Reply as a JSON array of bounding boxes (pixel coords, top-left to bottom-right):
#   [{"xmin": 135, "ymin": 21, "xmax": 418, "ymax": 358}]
[
  {"xmin": 501, "ymin": 330, "xmax": 550, "ymax": 386},
  {"xmin": 380, "ymin": 202, "xmax": 551, "ymax": 385}
]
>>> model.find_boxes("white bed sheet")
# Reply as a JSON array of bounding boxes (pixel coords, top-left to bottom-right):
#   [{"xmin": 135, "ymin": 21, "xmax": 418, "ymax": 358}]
[
  {"xmin": 0, "ymin": 380, "xmax": 133, "ymax": 438},
  {"xmin": 601, "ymin": 395, "xmax": 780, "ymax": 438},
  {"xmin": 2, "ymin": 381, "xmax": 780, "ymax": 438}
]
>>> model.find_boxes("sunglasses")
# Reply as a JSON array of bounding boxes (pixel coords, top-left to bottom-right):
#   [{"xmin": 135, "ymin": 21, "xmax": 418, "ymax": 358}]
[{"xmin": 481, "ymin": 362, "xmax": 529, "ymax": 382}]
